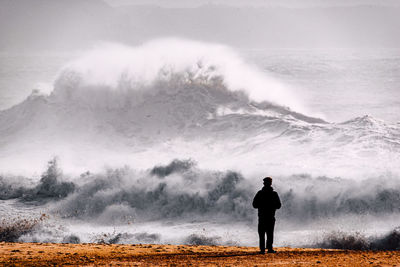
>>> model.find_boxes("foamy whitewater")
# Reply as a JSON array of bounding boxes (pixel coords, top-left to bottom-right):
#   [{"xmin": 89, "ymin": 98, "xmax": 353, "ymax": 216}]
[{"xmin": 0, "ymin": 39, "xmax": 399, "ymax": 248}]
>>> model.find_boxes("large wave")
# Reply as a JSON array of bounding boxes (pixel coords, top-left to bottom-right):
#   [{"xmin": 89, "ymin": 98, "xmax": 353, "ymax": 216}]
[
  {"xmin": 0, "ymin": 38, "xmax": 400, "ymax": 247},
  {"xmin": 0, "ymin": 39, "xmax": 399, "ymax": 178},
  {"xmin": 53, "ymin": 39, "xmax": 304, "ymax": 111}
]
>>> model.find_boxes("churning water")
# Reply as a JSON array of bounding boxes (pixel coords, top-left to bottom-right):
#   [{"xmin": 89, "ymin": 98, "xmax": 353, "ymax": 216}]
[{"xmin": 0, "ymin": 39, "xmax": 399, "ymax": 248}]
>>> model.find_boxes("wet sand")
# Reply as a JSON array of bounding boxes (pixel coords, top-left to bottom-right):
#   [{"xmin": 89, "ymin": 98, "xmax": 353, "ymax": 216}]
[{"xmin": 0, "ymin": 242, "xmax": 399, "ymax": 266}]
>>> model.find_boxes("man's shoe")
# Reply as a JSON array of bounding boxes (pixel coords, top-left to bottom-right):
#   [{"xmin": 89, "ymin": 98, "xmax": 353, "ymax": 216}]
[
  {"xmin": 267, "ymin": 250, "xmax": 277, "ymax": 253},
  {"xmin": 259, "ymin": 251, "xmax": 265, "ymax": 254}
]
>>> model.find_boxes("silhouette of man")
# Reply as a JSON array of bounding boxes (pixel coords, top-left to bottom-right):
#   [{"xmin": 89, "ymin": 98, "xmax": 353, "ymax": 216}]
[{"xmin": 252, "ymin": 177, "xmax": 281, "ymax": 254}]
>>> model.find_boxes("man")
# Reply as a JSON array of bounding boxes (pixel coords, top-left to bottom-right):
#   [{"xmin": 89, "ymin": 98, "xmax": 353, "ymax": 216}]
[{"xmin": 252, "ymin": 177, "xmax": 281, "ymax": 254}]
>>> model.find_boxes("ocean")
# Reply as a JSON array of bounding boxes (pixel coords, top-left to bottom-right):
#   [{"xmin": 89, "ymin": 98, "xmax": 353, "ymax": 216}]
[{"xmin": 0, "ymin": 39, "xmax": 399, "ymax": 248}]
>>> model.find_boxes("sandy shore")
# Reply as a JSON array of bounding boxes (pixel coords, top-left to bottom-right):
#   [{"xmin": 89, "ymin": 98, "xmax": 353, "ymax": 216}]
[{"xmin": 0, "ymin": 242, "xmax": 399, "ymax": 266}]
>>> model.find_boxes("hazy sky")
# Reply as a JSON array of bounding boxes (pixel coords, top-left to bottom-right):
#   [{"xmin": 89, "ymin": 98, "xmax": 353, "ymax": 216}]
[
  {"xmin": 1, "ymin": 0, "xmax": 400, "ymax": 51},
  {"xmin": 105, "ymin": 0, "xmax": 400, "ymax": 8}
]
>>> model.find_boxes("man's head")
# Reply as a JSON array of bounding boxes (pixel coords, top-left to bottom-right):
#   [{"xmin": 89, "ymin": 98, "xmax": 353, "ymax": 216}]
[{"xmin": 263, "ymin": 177, "xmax": 272, "ymax": 186}]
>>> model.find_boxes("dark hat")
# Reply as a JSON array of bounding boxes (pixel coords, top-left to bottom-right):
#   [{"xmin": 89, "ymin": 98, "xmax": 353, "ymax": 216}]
[{"xmin": 263, "ymin": 177, "xmax": 272, "ymax": 183}]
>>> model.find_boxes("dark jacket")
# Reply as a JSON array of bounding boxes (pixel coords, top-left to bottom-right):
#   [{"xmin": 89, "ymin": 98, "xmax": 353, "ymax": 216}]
[{"xmin": 252, "ymin": 186, "xmax": 281, "ymax": 218}]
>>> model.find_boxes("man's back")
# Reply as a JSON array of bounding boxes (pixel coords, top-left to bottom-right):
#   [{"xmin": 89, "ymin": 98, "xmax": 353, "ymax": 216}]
[{"xmin": 252, "ymin": 186, "xmax": 281, "ymax": 218}]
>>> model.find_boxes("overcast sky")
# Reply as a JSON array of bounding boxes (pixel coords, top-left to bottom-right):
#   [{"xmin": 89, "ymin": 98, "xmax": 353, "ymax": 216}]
[
  {"xmin": 104, "ymin": 0, "xmax": 400, "ymax": 8},
  {"xmin": 1, "ymin": 0, "xmax": 399, "ymax": 51}
]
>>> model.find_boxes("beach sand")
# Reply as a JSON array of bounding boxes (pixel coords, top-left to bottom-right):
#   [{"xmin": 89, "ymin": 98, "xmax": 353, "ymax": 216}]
[{"xmin": 0, "ymin": 242, "xmax": 399, "ymax": 266}]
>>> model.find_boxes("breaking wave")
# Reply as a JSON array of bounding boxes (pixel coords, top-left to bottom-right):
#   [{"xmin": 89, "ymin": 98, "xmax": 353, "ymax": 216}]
[
  {"xmin": 317, "ymin": 228, "xmax": 400, "ymax": 250},
  {"xmin": 0, "ymin": 39, "xmax": 400, "ymax": 247},
  {"xmin": 1, "ymin": 158, "xmax": 400, "ymax": 246},
  {"xmin": 0, "ymin": 158, "xmax": 74, "ymax": 202},
  {"xmin": 2, "ymin": 159, "xmax": 400, "ymax": 223},
  {"xmin": 53, "ymin": 39, "xmax": 304, "ymax": 111},
  {"xmin": 0, "ymin": 39, "xmax": 399, "ymax": 179}
]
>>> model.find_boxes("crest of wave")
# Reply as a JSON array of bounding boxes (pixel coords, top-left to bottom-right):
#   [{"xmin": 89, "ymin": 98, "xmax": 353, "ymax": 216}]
[{"xmin": 52, "ymin": 38, "xmax": 304, "ymax": 112}]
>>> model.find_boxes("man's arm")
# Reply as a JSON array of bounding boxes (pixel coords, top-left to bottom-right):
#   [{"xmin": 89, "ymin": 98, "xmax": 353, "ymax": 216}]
[{"xmin": 252, "ymin": 191, "xmax": 261, "ymax": 209}]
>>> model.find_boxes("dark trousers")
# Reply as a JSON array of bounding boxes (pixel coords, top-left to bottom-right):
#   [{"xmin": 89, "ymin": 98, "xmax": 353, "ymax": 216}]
[{"xmin": 258, "ymin": 217, "xmax": 275, "ymax": 252}]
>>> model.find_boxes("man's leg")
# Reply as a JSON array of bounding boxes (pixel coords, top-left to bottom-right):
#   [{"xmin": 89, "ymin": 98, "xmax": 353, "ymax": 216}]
[
  {"xmin": 258, "ymin": 221, "xmax": 266, "ymax": 253},
  {"xmin": 266, "ymin": 218, "xmax": 275, "ymax": 252}
]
